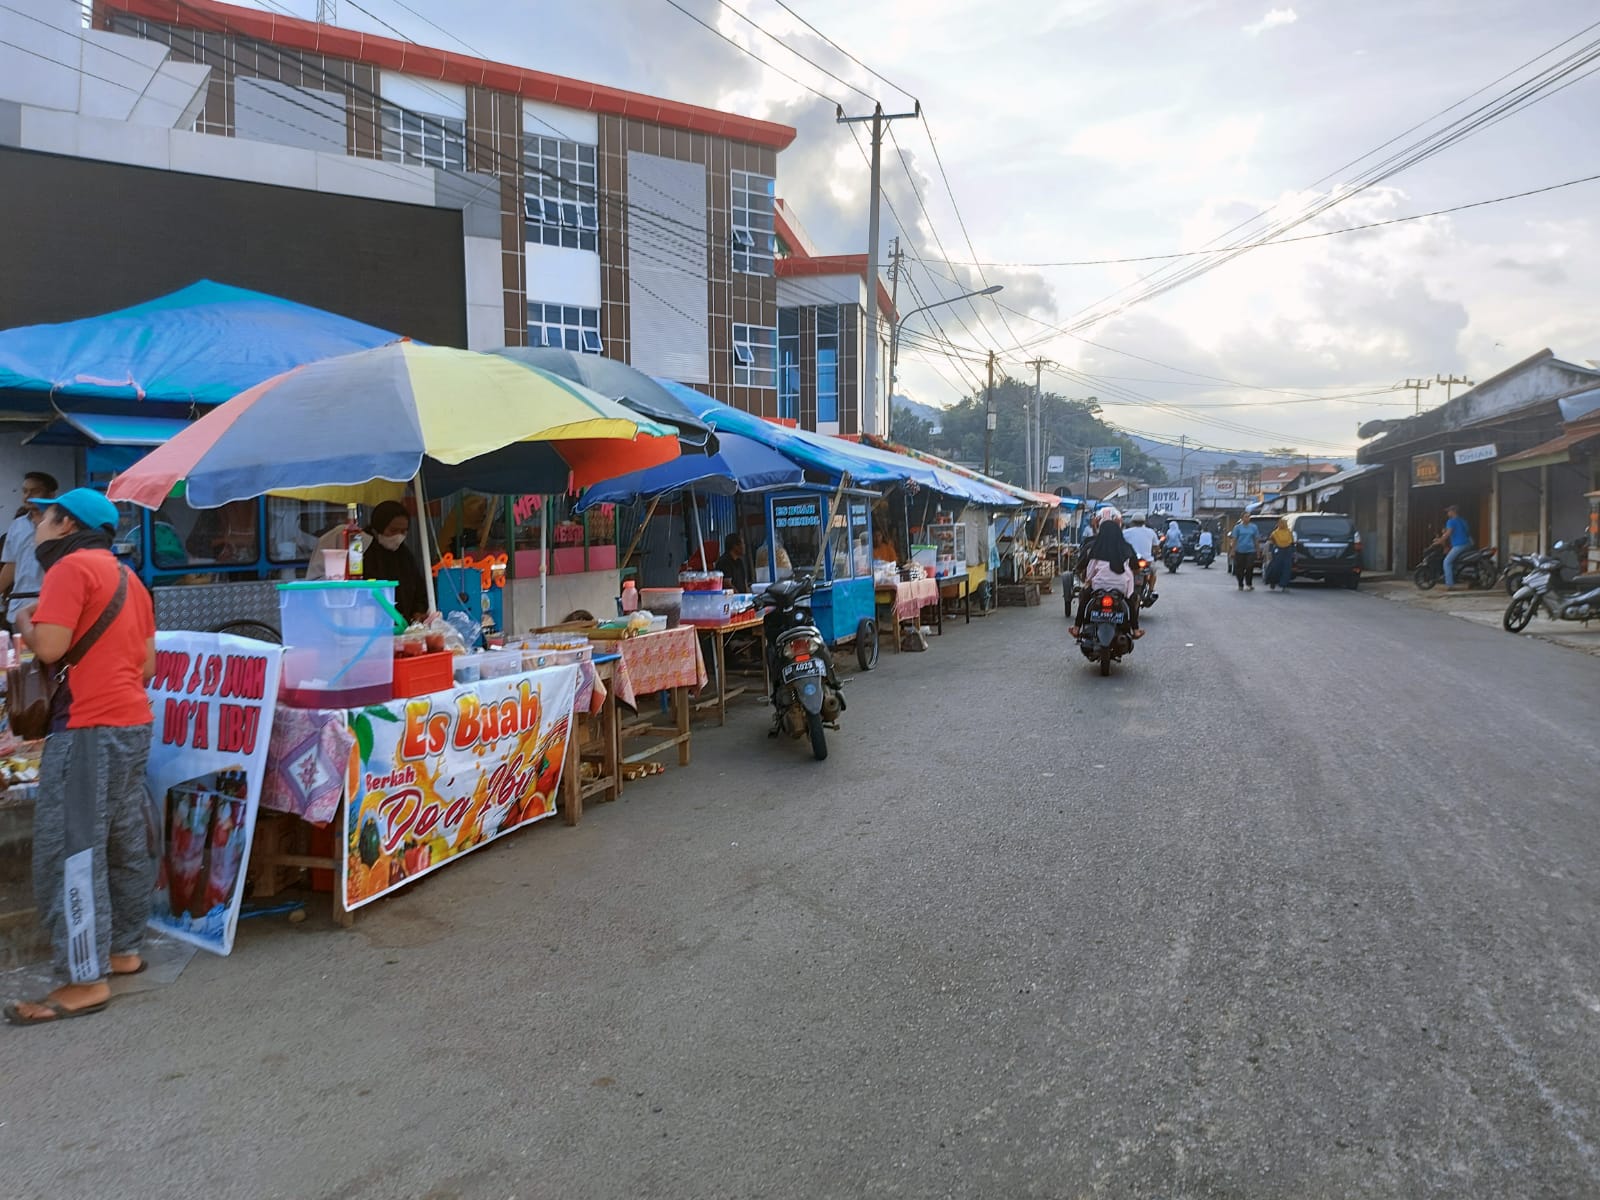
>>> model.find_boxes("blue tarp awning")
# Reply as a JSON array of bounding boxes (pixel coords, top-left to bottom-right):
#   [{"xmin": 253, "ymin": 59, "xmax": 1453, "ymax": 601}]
[
  {"xmin": 654, "ymin": 380, "xmax": 1019, "ymax": 506},
  {"xmin": 575, "ymin": 431, "xmax": 803, "ymax": 510},
  {"xmin": 25, "ymin": 412, "xmax": 192, "ymax": 447},
  {"xmin": 0, "ymin": 280, "xmax": 398, "ymax": 407}
]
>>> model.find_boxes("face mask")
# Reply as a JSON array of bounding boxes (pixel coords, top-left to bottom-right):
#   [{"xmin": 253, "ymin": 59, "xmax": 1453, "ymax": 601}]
[{"xmin": 377, "ymin": 533, "xmax": 406, "ymax": 551}]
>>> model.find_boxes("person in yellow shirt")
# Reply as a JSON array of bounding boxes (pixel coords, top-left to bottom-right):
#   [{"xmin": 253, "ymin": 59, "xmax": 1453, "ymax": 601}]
[{"xmin": 1266, "ymin": 518, "xmax": 1295, "ymax": 591}]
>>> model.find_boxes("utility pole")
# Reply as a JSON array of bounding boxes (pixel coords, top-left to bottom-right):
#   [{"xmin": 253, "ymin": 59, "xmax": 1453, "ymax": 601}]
[
  {"xmin": 1435, "ymin": 373, "xmax": 1473, "ymax": 402},
  {"xmin": 316, "ymin": 0, "xmax": 335, "ymax": 21},
  {"xmin": 1403, "ymin": 377, "xmax": 1433, "ymax": 415},
  {"xmin": 884, "ymin": 237, "xmax": 904, "ymax": 438},
  {"xmin": 983, "ymin": 350, "xmax": 997, "ymax": 476},
  {"xmin": 1177, "ymin": 434, "xmax": 1189, "ymax": 486},
  {"xmin": 1024, "ymin": 357, "xmax": 1053, "ymax": 491},
  {"xmin": 837, "ymin": 102, "xmax": 919, "ymax": 437}
]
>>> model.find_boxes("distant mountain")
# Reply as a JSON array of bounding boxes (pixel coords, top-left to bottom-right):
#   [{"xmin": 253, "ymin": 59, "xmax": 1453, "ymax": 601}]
[
  {"xmin": 892, "ymin": 395, "xmax": 943, "ymax": 433},
  {"xmin": 1124, "ymin": 434, "xmax": 1352, "ymax": 478}
]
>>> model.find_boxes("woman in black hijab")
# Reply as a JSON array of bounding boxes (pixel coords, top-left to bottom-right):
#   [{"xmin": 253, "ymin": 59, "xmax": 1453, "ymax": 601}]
[
  {"xmin": 364, "ymin": 500, "xmax": 429, "ymax": 621},
  {"xmin": 1071, "ymin": 507, "xmax": 1142, "ymax": 638}
]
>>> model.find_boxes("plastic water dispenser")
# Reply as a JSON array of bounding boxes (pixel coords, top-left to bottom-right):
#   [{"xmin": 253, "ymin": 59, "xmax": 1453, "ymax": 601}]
[{"xmin": 278, "ymin": 580, "xmax": 406, "ymax": 708}]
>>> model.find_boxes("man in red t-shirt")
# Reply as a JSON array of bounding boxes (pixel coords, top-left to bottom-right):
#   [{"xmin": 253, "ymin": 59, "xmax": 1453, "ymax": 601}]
[{"xmin": 6, "ymin": 489, "xmax": 156, "ymax": 1025}]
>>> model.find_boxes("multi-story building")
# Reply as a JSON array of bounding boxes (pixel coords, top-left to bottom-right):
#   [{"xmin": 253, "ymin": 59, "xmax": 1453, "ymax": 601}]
[
  {"xmin": 773, "ymin": 200, "xmax": 895, "ymax": 437},
  {"xmin": 90, "ymin": 0, "xmax": 797, "ymax": 411}
]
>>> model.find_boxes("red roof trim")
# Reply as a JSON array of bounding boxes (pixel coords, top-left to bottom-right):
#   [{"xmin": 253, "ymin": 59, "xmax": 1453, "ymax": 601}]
[
  {"xmin": 776, "ymin": 256, "xmax": 897, "ymax": 321},
  {"xmin": 99, "ymin": 0, "xmax": 798, "ymax": 150}
]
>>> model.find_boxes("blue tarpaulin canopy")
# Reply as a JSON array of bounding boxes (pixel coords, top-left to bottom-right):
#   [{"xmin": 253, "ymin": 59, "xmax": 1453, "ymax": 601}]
[
  {"xmin": 0, "ymin": 280, "xmax": 398, "ymax": 409},
  {"xmin": 25, "ymin": 412, "xmax": 190, "ymax": 447},
  {"xmin": 654, "ymin": 380, "xmax": 1019, "ymax": 506}
]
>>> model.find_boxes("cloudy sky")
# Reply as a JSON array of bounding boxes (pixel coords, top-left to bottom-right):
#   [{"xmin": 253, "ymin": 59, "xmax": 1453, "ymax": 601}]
[{"xmin": 269, "ymin": 0, "xmax": 1598, "ymax": 456}]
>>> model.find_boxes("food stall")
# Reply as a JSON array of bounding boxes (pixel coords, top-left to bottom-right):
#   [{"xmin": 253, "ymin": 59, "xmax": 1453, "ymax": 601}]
[{"xmin": 757, "ymin": 487, "xmax": 880, "ymax": 669}]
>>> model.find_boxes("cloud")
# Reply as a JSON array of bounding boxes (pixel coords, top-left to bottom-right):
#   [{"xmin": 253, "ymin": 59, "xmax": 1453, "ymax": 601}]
[{"xmin": 1243, "ymin": 7, "xmax": 1298, "ymax": 35}]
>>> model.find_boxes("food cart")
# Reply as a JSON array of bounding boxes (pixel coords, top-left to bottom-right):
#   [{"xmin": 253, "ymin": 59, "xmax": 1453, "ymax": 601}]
[{"xmin": 757, "ymin": 487, "xmax": 880, "ymax": 670}]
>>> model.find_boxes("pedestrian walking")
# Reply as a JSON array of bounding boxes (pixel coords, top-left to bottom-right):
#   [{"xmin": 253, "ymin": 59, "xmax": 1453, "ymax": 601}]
[
  {"xmin": 0, "ymin": 471, "xmax": 58, "ymax": 627},
  {"xmin": 5, "ymin": 489, "xmax": 157, "ymax": 1026},
  {"xmin": 1230, "ymin": 515, "xmax": 1261, "ymax": 590},
  {"xmin": 1266, "ymin": 518, "xmax": 1294, "ymax": 591}
]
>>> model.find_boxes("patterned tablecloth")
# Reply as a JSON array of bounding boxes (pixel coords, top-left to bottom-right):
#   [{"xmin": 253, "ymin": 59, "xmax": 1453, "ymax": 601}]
[
  {"xmin": 262, "ymin": 705, "xmax": 352, "ymax": 827},
  {"xmin": 880, "ymin": 578, "xmax": 942, "ymax": 623},
  {"xmin": 606, "ymin": 627, "xmax": 707, "ymax": 709}
]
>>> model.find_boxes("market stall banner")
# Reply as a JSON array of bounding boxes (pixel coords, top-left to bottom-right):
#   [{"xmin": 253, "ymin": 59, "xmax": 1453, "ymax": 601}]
[
  {"xmin": 146, "ymin": 631, "xmax": 284, "ymax": 956},
  {"xmin": 343, "ymin": 664, "xmax": 579, "ymax": 910}
]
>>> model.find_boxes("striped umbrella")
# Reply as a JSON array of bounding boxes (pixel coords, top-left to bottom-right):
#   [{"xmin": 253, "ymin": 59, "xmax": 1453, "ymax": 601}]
[{"xmin": 107, "ymin": 341, "xmax": 679, "ymax": 510}]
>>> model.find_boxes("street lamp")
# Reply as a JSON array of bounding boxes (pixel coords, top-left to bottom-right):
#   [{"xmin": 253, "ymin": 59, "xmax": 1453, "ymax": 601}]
[{"xmin": 886, "ymin": 284, "xmax": 1003, "ymax": 438}]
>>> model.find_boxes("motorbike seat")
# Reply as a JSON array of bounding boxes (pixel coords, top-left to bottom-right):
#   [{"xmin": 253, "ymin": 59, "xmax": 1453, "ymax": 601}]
[{"xmin": 1573, "ymin": 574, "xmax": 1600, "ymax": 588}]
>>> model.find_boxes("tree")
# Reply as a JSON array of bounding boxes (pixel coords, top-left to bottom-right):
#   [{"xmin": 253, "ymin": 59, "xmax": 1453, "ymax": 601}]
[
  {"xmin": 892, "ymin": 405, "xmax": 935, "ymax": 451},
  {"xmin": 1264, "ymin": 446, "xmax": 1301, "ymax": 463}
]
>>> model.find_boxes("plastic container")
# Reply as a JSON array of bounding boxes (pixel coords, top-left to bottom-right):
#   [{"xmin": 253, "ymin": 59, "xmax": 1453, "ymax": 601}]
[
  {"xmin": 620, "ymin": 580, "xmax": 639, "ymax": 614},
  {"xmin": 678, "ymin": 570, "xmax": 724, "ymax": 592},
  {"xmin": 453, "ymin": 657, "xmax": 481, "ymax": 685},
  {"xmin": 393, "ymin": 651, "xmax": 454, "ymax": 698},
  {"xmin": 681, "ymin": 591, "xmax": 735, "ymax": 622},
  {"xmin": 278, "ymin": 580, "xmax": 404, "ymax": 708},
  {"xmin": 640, "ymin": 587, "xmax": 683, "ymax": 627},
  {"xmin": 477, "ymin": 649, "xmax": 524, "ymax": 680}
]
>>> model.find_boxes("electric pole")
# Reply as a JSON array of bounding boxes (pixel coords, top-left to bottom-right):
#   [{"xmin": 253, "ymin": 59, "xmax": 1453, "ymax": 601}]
[
  {"xmin": 884, "ymin": 237, "xmax": 904, "ymax": 438},
  {"xmin": 837, "ymin": 103, "xmax": 919, "ymax": 437},
  {"xmin": 1024, "ymin": 357, "xmax": 1053, "ymax": 491},
  {"xmin": 1177, "ymin": 434, "xmax": 1189, "ymax": 486},
  {"xmin": 1403, "ymin": 377, "xmax": 1433, "ymax": 415},
  {"xmin": 1435, "ymin": 373, "xmax": 1473, "ymax": 402},
  {"xmin": 983, "ymin": 350, "xmax": 997, "ymax": 476},
  {"xmin": 316, "ymin": 0, "xmax": 335, "ymax": 21}
]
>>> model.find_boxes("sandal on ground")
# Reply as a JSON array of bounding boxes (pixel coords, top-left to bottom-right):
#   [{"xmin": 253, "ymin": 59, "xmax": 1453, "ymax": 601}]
[
  {"xmin": 1069, "ymin": 626, "xmax": 1081, "ymax": 638},
  {"xmin": 111, "ymin": 960, "xmax": 148, "ymax": 977},
  {"xmin": 5, "ymin": 998, "xmax": 111, "ymax": 1026},
  {"xmin": 1131, "ymin": 629, "xmax": 1146, "ymax": 639}
]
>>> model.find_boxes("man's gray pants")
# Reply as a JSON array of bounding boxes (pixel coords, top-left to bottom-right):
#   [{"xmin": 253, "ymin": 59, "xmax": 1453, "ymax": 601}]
[{"xmin": 33, "ymin": 724, "xmax": 157, "ymax": 983}]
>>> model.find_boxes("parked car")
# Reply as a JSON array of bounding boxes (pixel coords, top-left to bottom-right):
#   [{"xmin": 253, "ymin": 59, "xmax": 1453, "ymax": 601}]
[{"xmin": 1284, "ymin": 511, "xmax": 1363, "ymax": 588}]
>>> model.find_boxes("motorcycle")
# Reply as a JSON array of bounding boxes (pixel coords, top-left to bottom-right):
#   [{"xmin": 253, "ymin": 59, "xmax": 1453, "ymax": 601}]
[
  {"xmin": 1161, "ymin": 542, "xmax": 1183, "ymax": 573},
  {"xmin": 1412, "ymin": 542, "xmax": 1500, "ymax": 591},
  {"xmin": 1195, "ymin": 544, "xmax": 1216, "ymax": 569},
  {"xmin": 1074, "ymin": 588, "xmax": 1137, "ymax": 676},
  {"xmin": 757, "ymin": 575, "xmax": 844, "ymax": 761},
  {"xmin": 1503, "ymin": 536, "xmax": 1599, "ymax": 633},
  {"xmin": 1135, "ymin": 558, "xmax": 1158, "ymax": 608},
  {"xmin": 1501, "ymin": 550, "xmax": 1542, "ymax": 596}
]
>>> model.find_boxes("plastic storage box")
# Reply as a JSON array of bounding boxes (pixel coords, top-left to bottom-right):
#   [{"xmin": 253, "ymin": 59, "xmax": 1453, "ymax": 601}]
[
  {"xmin": 278, "ymin": 580, "xmax": 404, "ymax": 708},
  {"xmin": 476, "ymin": 649, "xmax": 525, "ymax": 680},
  {"xmin": 392, "ymin": 651, "xmax": 454, "ymax": 698}
]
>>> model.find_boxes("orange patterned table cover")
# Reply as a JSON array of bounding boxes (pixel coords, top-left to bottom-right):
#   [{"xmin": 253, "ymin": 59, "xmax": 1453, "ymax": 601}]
[
  {"xmin": 882, "ymin": 578, "xmax": 941, "ymax": 622},
  {"xmin": 608, "ymin": 627, "xmax": 707, "ymax": 709}
]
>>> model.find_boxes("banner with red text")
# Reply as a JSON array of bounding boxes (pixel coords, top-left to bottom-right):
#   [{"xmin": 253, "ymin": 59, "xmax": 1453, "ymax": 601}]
[
  {"xmin": 146, "ymin": 632, "xmax": 283, "ymax": 955},
  {"xmin": 342, "ymin": 664, "xmax": 579, "ymax": 910}
]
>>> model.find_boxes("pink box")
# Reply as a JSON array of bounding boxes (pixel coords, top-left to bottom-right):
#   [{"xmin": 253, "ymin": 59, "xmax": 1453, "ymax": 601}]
[{"xmin": 551, "ymin": 547, "xmax": 586, "ymax": 575}]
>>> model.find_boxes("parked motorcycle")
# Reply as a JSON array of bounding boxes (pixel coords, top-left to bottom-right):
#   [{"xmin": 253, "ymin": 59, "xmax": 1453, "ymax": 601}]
[
  {"xmin": 1412, "ymin": 543, "xmax": 1499, "ymax": 591},
  {"xmin": 1162, "ymin": 543, "xmax": 1183, "ymax": 574},
  {"xmin": 1074, "ymin": 588, "xmax": 1137, "ymax": 676},
  {"xmin": 1503, "ymin": 536, "xmax": 1598, "ymax": 633},
  {"xmin": 1195, "ymin": 544, "xmax": 1216, "ymax": 569},
  {"xmin": 758, "ymin": 575, "xmax": 844, "ymax": 760},
  {"xmin": 1501, "ymin": 550, "xmax": 1542, "ymax": 596}
]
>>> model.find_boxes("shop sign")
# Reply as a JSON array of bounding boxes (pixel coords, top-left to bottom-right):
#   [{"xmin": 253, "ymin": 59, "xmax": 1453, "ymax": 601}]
[
  {"xmin": 342, "ymin": 665, "xmax": 579, "ymax": 910},
  {"xmin": 773, "ymin": 497, "xmax": 822, "ymax": 529},
  {"xmin": 1046, "ymin": 455, "xmax": 1065, "ymax": 474},
  {"xmin": 1411, "ymin": 451, "xmax": 1446, "ymax": 488},
  {"xmin": 1148, "ymin": 487, "xmax": 1194, "ymax": 519},
  {"xmin": 1200, "ymin": 475, "xmax": 1238, "ymax": 501},
  {"xmin": 146, "ymin": 632, "xmax": 284, "ymax": 956},
  {"xmin": 1089, "ymin": 446, "xmax": 1122, "ymax": 472},
  {"xmin": 1454, "ymin": 443, "xmax": 1498, "ymax": 465}
]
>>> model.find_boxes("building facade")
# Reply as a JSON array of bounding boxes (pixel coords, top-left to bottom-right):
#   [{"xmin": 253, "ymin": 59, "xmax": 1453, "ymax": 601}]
[{"xmin": 96, "ymin": 0, "xmax": 796, "ymax": 412}]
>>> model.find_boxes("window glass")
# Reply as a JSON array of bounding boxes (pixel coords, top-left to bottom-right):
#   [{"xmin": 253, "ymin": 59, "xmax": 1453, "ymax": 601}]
[
  {"xmin": 778, "ymin": 308, "xmax": 800, "ymax": 421},
  {"xmin": 731, "ymin": 170, "xmax": 775, "ymax": 275},
  {"xmin": 267, "ymin": 498, "xmax": 344, "ymax": 563},
  {"xmin": 527, "ymin": 302, "xmax": 602, "ymax": 353},
  {"xmin": 733, "ymin": 324, "xmax": 777, "ymax": 388},
  {"xmin": 151, "ymin": 497, "xmax": 260, "ymax": 568},
  {"xmin": 523, "ymin": 135, "xmax": 599, "ymax": 252},
  {"xmin": 379, "ymin": 106, "xmax": 466, "ymax": 170},
  {"xmin": 816, "ymin": 305, "xmax": 840, "ymax": 423},
  {"xmin": 767, "ymin": 495, "xmax": 821, "ymax": 581}
]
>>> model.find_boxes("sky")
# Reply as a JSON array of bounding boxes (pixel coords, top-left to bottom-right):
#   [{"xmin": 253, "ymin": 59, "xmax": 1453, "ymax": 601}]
[{"xmin": 259, "ymin": 0, "xmax": 1599, "ymax": 457}]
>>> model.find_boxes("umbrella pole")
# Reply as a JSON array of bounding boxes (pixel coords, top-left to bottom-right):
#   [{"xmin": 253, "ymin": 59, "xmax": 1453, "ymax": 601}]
[
  {"xmin": 540, "ymin": 497, "xmax": 548, "ymax": 629},
  {"xmin": 690, "ymin": 488, "xmax": 706, "ymax": 571},
  {"xmin": 416, "ymin": 474, "xmax": 439, "ymax": 616}
]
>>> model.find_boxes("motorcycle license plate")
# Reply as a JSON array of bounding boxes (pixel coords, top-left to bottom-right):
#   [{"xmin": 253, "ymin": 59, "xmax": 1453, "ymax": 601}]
[
  {"xmin": 1089, "ymin": 609, "xmax": 1120, "ymax": 622},
  {"xmin": 781, "ymin": 659, "xmax": 825, "ymax": 682}
]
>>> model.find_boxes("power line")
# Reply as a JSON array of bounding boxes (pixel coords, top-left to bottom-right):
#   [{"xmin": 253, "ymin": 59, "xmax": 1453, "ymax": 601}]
[{"xmin": 767, "ymin": 0, "xmax": 916, "ymax": 105}]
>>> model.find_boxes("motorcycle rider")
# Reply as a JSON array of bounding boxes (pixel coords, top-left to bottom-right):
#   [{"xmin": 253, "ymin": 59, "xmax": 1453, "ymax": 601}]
[
  {"xmin": 1436, "ymin": 504, "xmax": 1473, "ymax": 591},
  {"xmin": 1164, "ymin": 518, "xmax": 1185, "ymax": 556},
  {"xmin": 1123, "ymin": 512, "xmax": 1160, "ymax": 599},
  {"xmin": 1070, "ymin": 507, "xmax": 1143, "ymax": 639}
]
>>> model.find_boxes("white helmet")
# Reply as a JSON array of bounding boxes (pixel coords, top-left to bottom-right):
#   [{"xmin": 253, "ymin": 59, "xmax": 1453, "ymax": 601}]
[{"xmin": 1098, "ymin": 506, "xmax": 1123, "ymax": 525}]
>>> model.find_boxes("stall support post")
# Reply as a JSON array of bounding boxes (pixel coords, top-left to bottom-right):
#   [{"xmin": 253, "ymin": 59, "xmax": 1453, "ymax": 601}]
[
  {"xmin": 539, "ymin": 497, "xmax": 548, "ymax": 629},
  {"xmin": 417, "ymin": 474, "xmax": 438, "ymax": 616},
  {"xmin": 690, "ymin": 488, "xmax": 707, "ymax": 570}
]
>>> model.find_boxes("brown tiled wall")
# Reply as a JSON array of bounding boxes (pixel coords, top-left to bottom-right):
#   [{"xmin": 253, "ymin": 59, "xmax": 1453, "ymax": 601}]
[
  {"xmin": 597, "ymin": 114, "xmax": 630, "ymax": 362},
  {"xmin": 466, "ymin": 87, "xmax": 526, "ymax": 347},
  {"xmin": 110, "ymin": 17, "xmax": 380, "ymax": 157},
  {"xmin": 798, "ymin": 306, "xmax": 817, "ymax": 431},
  {"xmin": 841, "ymin": 308, "xmax": 860, "ymax": 435}
]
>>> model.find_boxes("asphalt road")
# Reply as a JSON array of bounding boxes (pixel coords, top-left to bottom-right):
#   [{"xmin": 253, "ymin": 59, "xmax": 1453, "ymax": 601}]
[{"xmin": 5, "ymin": 567, "xmax": 1599, "ymax": 1199}]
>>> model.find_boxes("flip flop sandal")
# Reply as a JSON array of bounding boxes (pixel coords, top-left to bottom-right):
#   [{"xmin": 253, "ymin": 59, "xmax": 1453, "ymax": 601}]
[
  {"xmin": 4, "ymin": 998, "xmax": 111, "ymax": 1026},
  {"xmin": 111, "ymin": 961, "xmax": 149, "ymax": 977}
]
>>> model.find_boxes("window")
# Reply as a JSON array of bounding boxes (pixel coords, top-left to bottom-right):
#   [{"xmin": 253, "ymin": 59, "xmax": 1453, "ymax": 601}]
[
  {"xmin": 524, "ymin": 137, "xmax": 599, "ymax": 252},
  {"xmin": 731, "ymin": 170, "xmax": 775, "ymax": 275},
  {"xmin": 733, "ymin": 324, "xmax": 777, "ymax": 389},
  {"xmin": 778, "ymin": 309, "xmax": 800, "ymax": 420},
  {"xmin": 380, "ymin": 106, "xmax": 466, "ymax": 170},
  {"xmin": 816, "ymin": 305, "xmax": 839, "ymax": 424},
  {"xmin": 529, "ymin": 303, "xmax": 602, "ymax": 354}
]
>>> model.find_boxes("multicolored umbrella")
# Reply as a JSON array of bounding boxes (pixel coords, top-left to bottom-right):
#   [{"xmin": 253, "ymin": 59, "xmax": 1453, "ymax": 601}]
[
  {"xmin": 493, "ymin": 347, "xmax": 717, "ymax": 450},
  {"xmin": 107, "ymin": 341, "xmax": 680, "ymax": 510}
]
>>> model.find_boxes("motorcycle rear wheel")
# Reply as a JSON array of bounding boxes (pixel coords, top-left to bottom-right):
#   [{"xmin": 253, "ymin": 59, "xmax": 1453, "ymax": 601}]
[
  {"xmin": 1098, "ymin": 648, "xmax": 1112, "ymax": 676},
  {"xmin": 1504, "ymin": 595, "xmax": 1537, "ymax": 633},
  {"xmin": 1503, "ymin": 568, "xmax": 1526, "ymax": 596},
  {"xmin": 1413, "ymin": 565, "xmax": 1438, "ymax": 590},
  {"xmin": 1472, "ymin": 565, "xmax": 1499, "ymax": 591},
  {"xmin": 807, "ymin": 711, "xmax": 828, "ymax": 760}
]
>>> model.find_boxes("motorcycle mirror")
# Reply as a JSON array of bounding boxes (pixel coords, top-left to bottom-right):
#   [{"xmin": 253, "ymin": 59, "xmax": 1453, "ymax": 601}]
[{"xmin": 1555, "ymin": 541, "xmax": 1566, "ymax": 551}]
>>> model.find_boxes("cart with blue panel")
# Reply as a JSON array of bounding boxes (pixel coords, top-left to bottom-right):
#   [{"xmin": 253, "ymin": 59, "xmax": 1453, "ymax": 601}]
[{"xmin": 758, "ymin": 488, "xmax": 879, "ymax": 671}]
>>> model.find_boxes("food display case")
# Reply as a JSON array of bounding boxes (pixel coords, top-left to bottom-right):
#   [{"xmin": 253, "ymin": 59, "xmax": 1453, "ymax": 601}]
[
  {"xmin": 927, "ymin": 521, "xmax": 968, "ymax": 578},
  {"xmin": 757, "ymin": 489, "xmax": 880, "ymax": 668}
]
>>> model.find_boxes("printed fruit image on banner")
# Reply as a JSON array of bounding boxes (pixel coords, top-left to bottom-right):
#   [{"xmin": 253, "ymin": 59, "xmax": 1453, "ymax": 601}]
[{"xmin": 342, "ymin": 664, "xmax": 580, "ymax": 909}]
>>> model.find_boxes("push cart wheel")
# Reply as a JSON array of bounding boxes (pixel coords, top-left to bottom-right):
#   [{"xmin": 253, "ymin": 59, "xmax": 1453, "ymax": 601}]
[
  {"xmin": 854, "ymin": 618, "xmax": 879, "ymax": 671},
  {"xmin": 807, "ymin": 711, "xmax": 829, "ymax": 760}
]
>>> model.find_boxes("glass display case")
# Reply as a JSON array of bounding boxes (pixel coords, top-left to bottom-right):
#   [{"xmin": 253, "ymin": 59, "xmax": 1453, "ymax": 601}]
[{"xmin": 927, "ymin": 521, "xmax": 968, "ymax": 578}]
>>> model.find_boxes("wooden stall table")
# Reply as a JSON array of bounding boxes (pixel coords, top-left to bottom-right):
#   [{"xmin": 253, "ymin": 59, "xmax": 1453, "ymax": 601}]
[
  {"xmin": 685, "ymin": 615, "xmax": 767, "ymax": 726},
  {"xmin": 937, "ymin": 572, "xmax": 972, "ymax": 624},
  {"xmin": 876, "ymin": 576, "xmax": 943, "ymax": 650},
  {"xmin": 558, "ymin": 655, "xmax": 621, "ymax": 826},
  {"xmin": 600, "ymin": 626, "xmax": 707, "ymax": 792}
]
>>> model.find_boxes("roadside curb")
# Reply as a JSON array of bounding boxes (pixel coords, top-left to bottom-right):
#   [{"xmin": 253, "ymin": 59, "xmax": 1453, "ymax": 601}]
[{"xmin": 1360, "ymin": 580, "xmax": 1600, "ymax": 657}]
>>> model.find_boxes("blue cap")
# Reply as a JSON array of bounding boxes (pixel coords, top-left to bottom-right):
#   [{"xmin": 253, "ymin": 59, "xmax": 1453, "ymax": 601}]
[{"xmin": 32, "ymin": 487, "xmax": 120, "ymax": 534}]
